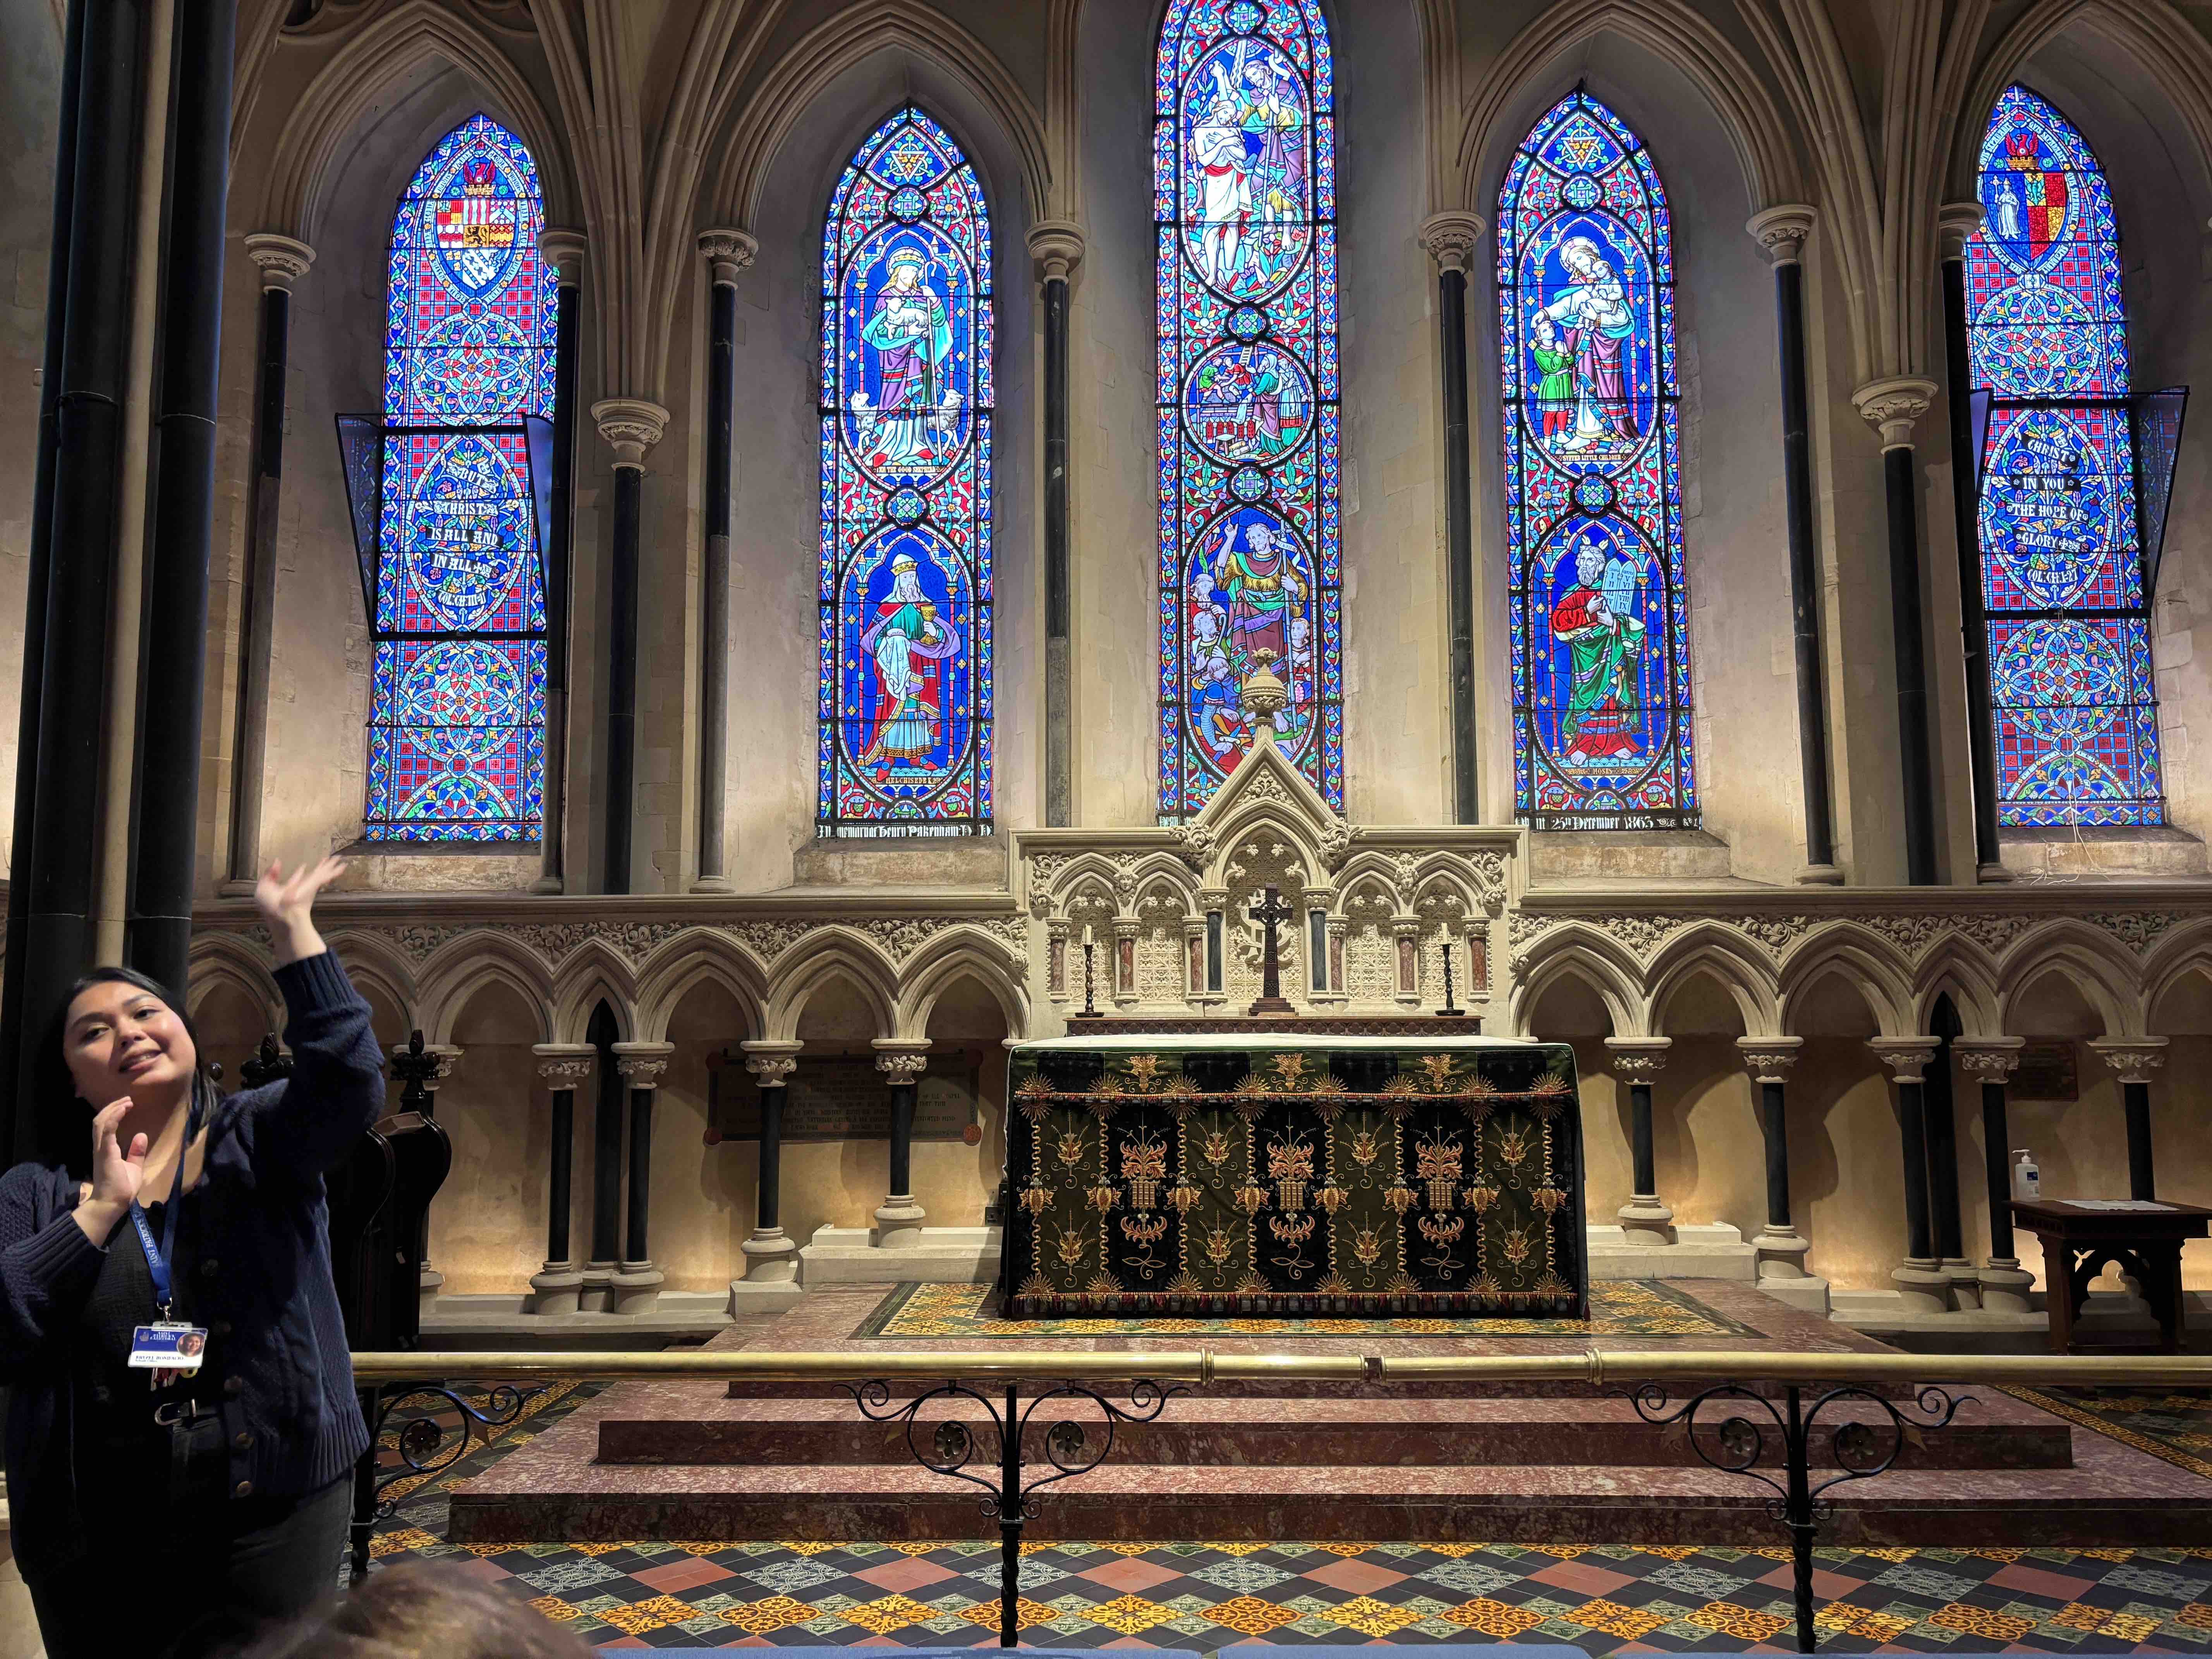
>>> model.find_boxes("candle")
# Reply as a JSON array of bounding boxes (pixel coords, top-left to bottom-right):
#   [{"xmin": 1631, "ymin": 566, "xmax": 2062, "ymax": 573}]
[{"xmin": 1082, "ymin": 924, "xmax": 1093, "ymax": 948}]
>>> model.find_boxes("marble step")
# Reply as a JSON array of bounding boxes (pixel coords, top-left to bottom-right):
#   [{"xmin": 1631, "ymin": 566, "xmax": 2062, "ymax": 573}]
[{"xmin": 604, "ymin": 1388, "xmax": 2068, "ymax": 1470}]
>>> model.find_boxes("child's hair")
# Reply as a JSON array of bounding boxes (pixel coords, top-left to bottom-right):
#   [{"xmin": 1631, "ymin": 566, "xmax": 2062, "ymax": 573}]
[{"xmin": 236, "ymin": 1561, "xmax": 597, "ymax": 1659}]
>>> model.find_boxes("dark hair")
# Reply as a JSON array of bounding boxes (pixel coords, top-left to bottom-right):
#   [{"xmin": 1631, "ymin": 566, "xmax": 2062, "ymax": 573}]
[
  {"xmin": 234, "ymin": 1561, "xmax": 596, "ymax": 1659},
  {"xmin": 35, "ymin": 965, "xmax": 217, "ymax": 1175}
]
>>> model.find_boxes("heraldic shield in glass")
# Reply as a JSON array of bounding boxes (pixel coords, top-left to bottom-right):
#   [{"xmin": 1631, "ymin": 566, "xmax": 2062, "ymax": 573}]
[
  {"xmin": 1968, "ymin": 86, "xmax": 2163, "ymax": 826},
  {"xmin": 1498, "ymin": 93, "xmax": 1693, "ymax": 830},
  {"xmin": 368, "ymin": 115, "xmax": 553, "ymax": 841},
  {"xmin": 819, "ymin": 109, "xmax": 994, "ymax": 836},
  {"xmin": 1156, "ymin": 0, "xmax": 1341, "ymax": 821}
]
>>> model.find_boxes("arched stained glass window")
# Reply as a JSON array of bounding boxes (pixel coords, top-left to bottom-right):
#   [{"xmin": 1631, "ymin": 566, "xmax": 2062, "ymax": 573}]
[
  {"xmin": 1967, "ymin": 85, "xmax": 2162, "ymax": 825},
  {"xmin": 369, "ymin": 115, "xmax": 553, "ymax": 842},
  {"xmin": 1496, "ymin": 92, "xmax": 1693, "ymax": 830},
  {"xmin": 819, "ymin": 108, "xmax": 993, "ymax": 836},
  {"xmin": 1156, "ymin": 0, "xmax": 1340, "ymax": 820}
]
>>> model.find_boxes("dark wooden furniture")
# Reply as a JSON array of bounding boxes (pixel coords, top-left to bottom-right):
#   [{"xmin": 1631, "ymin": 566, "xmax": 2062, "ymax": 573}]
[{"xmin": 2010, "ymin": 1197, "xmax": 2211, "ymax": 1353}]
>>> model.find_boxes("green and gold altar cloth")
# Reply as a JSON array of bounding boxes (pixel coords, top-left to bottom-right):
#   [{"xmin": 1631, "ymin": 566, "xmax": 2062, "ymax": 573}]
[{"xmin": 1003, "ymin": 1033, "xmax": 1586, "ymax": 1320}]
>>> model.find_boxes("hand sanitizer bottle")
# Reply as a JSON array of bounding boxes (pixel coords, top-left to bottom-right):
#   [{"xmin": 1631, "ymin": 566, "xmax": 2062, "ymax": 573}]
[{"xmin": 2010, "ymin": 1148, "xmax": 2040, "ymax": 1201}]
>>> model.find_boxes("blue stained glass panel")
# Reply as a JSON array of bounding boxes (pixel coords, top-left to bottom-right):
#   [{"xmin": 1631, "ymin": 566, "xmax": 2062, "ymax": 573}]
[
  {"xmin": 1496, "ymin": 92, "xmax": 1694, "ymax": 829},
  {"xmin": 819, "ymin": 108, "xmax": 993, "ymax": 836},
  {"xmin": 1968, "ymin": 85, "xmax": 2162, "ymax": 826},
  {"xmin": 1156, "ymin": 0, "xmax": 1340, "ymax": 819},
  {"xmin": 368, "ymin": 114, "xmax": 553, "ymax": 842}
]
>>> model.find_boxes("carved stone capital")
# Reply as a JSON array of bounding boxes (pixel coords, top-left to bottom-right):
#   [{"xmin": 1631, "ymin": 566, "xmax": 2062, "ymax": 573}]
[
  {"xmin": 538, "ymin": 227, "xmax": 587, "ymax": 282},
  {"xmin": 1418, "ymin": 210, "xmax": 1488, "ymax": 276},
  {"xmin": 1868, "ymin": 1036, "xmax": 1942, "ymax": 1084},
  {"xmin": 611, "ymin": 1040, "xmax": 675, "ymax": 1089},
  {"xmin": 697, "ymin": 227, "xmax": 757, "ymax": 286},
  {"xmin": 1736, "ymin": 1035, "xmax": 1804, "ymax": 1084},
  {"xmin": 1027, "ymin": 219, "xmax": 1087, "ymax": 283},
  {"xmin": 2088, "ymin": 1036, "xmax": 2169, "ymax": 1086},
  {"xmin": 1604, "ymin": 1036, "xmax": 1671, "ymax": 1079},
  {"xmin": 740, "ymin": 1038, "xmax": 802, "ymax": 1088},
  {"xmin": 1952, "ymin": 1036, "xmax": 2023, "ymax": 1082},
  {"xmin": 592, "ymin": 397, "xmax": 670, "ymax": 469},
  {"xmin": 532, "ymin": 1042, "xmax": 597, "ymax": 1084},
  {"xmin": 1745, "ymin": 204, "xmax": 1815, "ymax": 266},
  {"xmin": 244, "ymin": 232, "xmax": 316, "ymax": 291},
  {"xmin": 1852, "ymin": 376, "xmax": 1938, "ymax": 450},
  {"xmin": 1936, "ymin": 201, "xmax": 1985, "ymax": 262},
  {"xmin": 391, "ymin": 1042, "xmax": 460, "ymax": 1086},
  {"xmin": 873, "ymin": 1039, "xmax": 931, "ymax": 1082}
]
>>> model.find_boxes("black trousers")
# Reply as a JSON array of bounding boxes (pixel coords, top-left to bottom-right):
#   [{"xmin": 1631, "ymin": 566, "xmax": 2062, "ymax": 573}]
[{"xmin": 24, "ymin": 1415, "xmax": 352, "ymax": 1659}]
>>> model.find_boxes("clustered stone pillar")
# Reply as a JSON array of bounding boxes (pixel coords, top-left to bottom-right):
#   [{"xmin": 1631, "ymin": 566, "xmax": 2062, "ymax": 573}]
[
  {"xmin": 693, "ymin": 229, "xmax": 754, "ymax": 891},
  {"xmin": 1852, "ymin": 377, "xmax": 1941, "ymax": 884},
  {"xmin": 1953, "ymin": 1036, "xmax": 2032, "ymax": 1313},
  {"xmin": 1420, "ymin": 210, "xmax": 1486, "ymax": 822},
  {"xmin": 591, "ymin": 398, "xmax": 670, "ymax": 893},
  {"xmin": 1737, "ymin": 1036, "xmax": 1815, "ymax": 1285},
  {"xmin": 1870, "ymin": 1036, "xmax": 1949, "ymax": 1312},
  {"xmin": 611, "ymin": 1041, "xmax": 674, "ymax": 1313},
  {"xmin": 1604, "ymin": 1037, "xmax": 1672, "ymax": 1246},
  {"xmin": 1028, "ymin": 220, "xmax": 1084, "ymax": 827},
  {"xmin": 533, "ymin": 229, "xmax": 585, "ymax": 894},
  {"xmin": 221, "ymin": 232, "xmax": 314, "ymax": 896},
  {"xmin": 735, "ymin": 1039, "xmax": 803, "ymax": 1309},
  {"xmin": 528, "ymin": 1044, "xmax": 596, "ymax": 1316},
  {"xmin": 873, "ymin": 1039, "xmax": 932, "ymax": 1249},
  {"xmin": 2089, "ymin": 1037, "xmax": 2169, "ymax": 1201}
]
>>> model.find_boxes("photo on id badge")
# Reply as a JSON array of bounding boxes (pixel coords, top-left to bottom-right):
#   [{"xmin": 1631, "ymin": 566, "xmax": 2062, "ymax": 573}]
[{"xmin": 132, "ymin": 1321, "xmax": 207, "ymax": 1389}]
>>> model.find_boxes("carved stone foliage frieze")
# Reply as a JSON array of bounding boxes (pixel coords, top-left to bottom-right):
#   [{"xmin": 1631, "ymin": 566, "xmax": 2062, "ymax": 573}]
[{"xmin": 1508, "ymin": 907, "xmax": 2193, "ymax": 971}]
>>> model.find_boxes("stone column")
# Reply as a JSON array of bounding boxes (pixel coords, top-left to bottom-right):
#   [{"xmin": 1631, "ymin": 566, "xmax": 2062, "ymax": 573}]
[
  {"xmin": 2089, "ymin": 1037, "xmax": 2169, "ymax": 1201},
  {"xmin": 1937, "ymin": 201, "xmax": 2007, "ymax": 882},
  {"xmin": 872, "ymin": 1039, "xmax": 932, "ymax": 1248},
  {"xmin": 1029, "ymin": 221, "xmax": 1084, "ymax": 827},
  {"xmin": 735, "ymin": 1039, "xmax": 804, "ymax": 1310},
  {"xmin": 391, "ymin": 1041, "xmax": 460, "ymax": 1305},
  {"xmin": 1870, "ymin": 1037, "xmax": 1950, "ymax": 1312},
  {"xmin": 1922, "ymin": 1021, "xmax": 1975, "ymax": 1304},
  {"xmin": 527, "ymin": 1044, "xmax": 595, "ymax": 1314},
  {"xmin": 1748, "ymin": 206, "xmax": 1841, "ymax": 884},
  {"xmin": 1954, "ymin": 1037, "xmax": 2032, "ymax": 1312},
  {"xmin": 1421, "ymin": 210, "xmax": 1487, "ymax": 822},
  {"xmin": 1604, "ymin": 1037, "xmax": 1673, "ymax": 1245},
  {"xmin": 220, "ymin": 233, "xmax": 314, "ymax": 896},
  {"xmin": 610, "ymin": 1041, "xmax": 674, "ymax": 1313},
  {"xmin": 591, "ymin": 399, "xmax": 670, "ymax": 893},
  {"xmin": 532, "ymin": 229, "xmax": 585, "ymax": 893},
  {"xmin": 693, "ymin": 230, "xmax": 754, "ymax": 892},
  {"xmin": 583, "ymin": 1024, "xmax": 625, "ymax": 1310},
  {"xmin": 1737, "ymin": 1036, "xmax": 1815, "ymax": 1282},
  {"xmin": 1853, "ymin": 378, "xmax": 1942, "ymax": 884},
  {"xmin": 1112, "ymin": 918, "xmax": 1141, "ymax": 1010}
]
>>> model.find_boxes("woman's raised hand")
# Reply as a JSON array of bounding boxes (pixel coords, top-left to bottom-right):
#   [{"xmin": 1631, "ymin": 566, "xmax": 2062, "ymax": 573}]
[
  {"xmin": 254, "ymin": 854, "xmax": 347, "ymax": 968},
  {"xmin": 73, "ymin": 1099, "xmax": 149, "ymax": 1241}
]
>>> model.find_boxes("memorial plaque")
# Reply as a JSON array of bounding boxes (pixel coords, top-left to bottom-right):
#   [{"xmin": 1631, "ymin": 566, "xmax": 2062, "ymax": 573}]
[
  {"xmin": 714, "ymin": 1047, "xmax": 984, "ymax": 1142},
  {"xmin": 2013, "ymin": 1039, "xmax": 2078, "ymax": 1102}
]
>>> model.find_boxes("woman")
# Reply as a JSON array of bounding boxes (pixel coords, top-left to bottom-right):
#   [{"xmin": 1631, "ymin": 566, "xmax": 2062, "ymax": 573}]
[{"xmin": 0, "ymin": 855, "xmax": 385, "ymax": 1659}]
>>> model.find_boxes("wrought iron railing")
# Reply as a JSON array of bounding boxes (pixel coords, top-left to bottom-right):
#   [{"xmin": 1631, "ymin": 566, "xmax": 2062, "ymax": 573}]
[{"xmin": 351, "ymin": 1346, "xmax": 2212, "ymax": 1654}]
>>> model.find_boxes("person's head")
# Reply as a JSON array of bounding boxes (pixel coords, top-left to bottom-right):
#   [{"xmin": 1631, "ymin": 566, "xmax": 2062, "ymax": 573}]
[
  {"xmin": 38, "ymin": 966, "xmax": 211, "ymax": 1168},
  {"xmin": 237, "ymin": 1562, "xmax": 596, "ymax": 1659},
  {"xmin": 1247, "ymin": 522, "xmax": 1273, "ymax": 554},
  {"xmin": 886, "ymin": 249, "xmax": 923, "ymax": 291},
  {"xmin": 1534, "ymin": 312, "xmax": 1556, "ymax": 346},
  {"xmin": 1575, "ymin": 538, "xmax": 1606, "ymax": 584}
]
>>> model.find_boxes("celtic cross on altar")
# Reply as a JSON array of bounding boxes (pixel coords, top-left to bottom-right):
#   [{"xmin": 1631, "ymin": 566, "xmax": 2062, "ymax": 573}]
[{"xmin": 1247, "ymin": 884, "xmax": 1297, "ymax": 1015}]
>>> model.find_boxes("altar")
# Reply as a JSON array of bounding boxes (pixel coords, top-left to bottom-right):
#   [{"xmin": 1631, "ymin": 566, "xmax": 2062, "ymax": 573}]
[{"xmin": 1002, "ymin": 1030, "xmax": 1587, "ymax": 1319}]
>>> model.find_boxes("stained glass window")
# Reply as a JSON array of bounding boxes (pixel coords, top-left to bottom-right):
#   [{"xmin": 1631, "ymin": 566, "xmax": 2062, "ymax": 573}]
[
  {"xmin": 819, "ymin": 109, "xmax": 993, "ymax": 836},
  {"xmin": 1496, "ymin": 93, "xmax": 1691, "ymax": 830},
  {"xmin": 368, "ymin": 115, "xmax": 553, "ymax": 841},
  {"xmin": 1156, "ymin": 0, "xmax": 1340, "ymax": 821},
  {"xmin": 1967, "ymin": 85, "xmax": 2162, "ymax": 825}
]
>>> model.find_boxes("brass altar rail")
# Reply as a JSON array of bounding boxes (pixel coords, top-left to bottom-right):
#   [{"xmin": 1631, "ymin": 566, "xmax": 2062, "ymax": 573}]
[{"xmin": 348, "ymin": 1345, "xmax": 2212, "ymax": 1388}]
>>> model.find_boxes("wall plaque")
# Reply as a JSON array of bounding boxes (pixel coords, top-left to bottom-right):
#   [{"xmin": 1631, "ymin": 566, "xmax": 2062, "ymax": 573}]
[
  {"xmin": 713, "ymin": 1047, "xmax": 984, "ymax": 1142},
  {"xmin": 2013, "ymin": 1039, "xmax": 2078, "ymax": 1102}
]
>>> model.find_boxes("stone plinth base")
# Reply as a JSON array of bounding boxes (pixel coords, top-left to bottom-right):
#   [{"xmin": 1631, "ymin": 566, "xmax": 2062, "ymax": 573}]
[
  {"xmin": 870, "ymin": 1199, "xmax": 927, "ymax": 1251},
  {"xmin": 1585, "ymin": 1222, "xmax": 1756, "ymax": 1282},
  {"xmin": 727, "ymin": 1278, "xmax": 806, "ymax": 1314},
  {"xmin": 1754, "ymin": 1276, "xmax": 1832, "ymax": 1316},
  {"xmin": 419, "ymin": 1264, "xmax": 444, "ymax": 1320},
  {"xmin": 1614, "ymin": 1196, "xmax": 1674, "ymax": 1248},
  {"xmin": 1979, "ymin": 1262, "xmax": 2037, "ymax": 1315},
  {"xmin": 527, "ymin": 1264, "xmax": 584, "ymax": 1317},
  {"xmin": 610, "ymin": 1264, "xmax": 664, "ymax": 1316},
  {"xmin": 799, "ymin": 1224, "xmax": 1001, "ymax": 1285},
  {"xmin": 1890, "ymin": 1263, "xmax": 1954, "ymax": 1316}
]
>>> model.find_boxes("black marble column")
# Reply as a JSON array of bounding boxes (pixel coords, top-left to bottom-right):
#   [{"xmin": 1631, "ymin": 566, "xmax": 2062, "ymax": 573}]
[
  {"xmin": 1925, "ymin": 1003, "xmax": 1969, "ymax": 1292},
  {"xmin": 1030, "ymin": 223, "xmax": 1083, "ymax": 826},
  {"xmin": 1421, "ymin": 214, "xmax": 1485, "ymax": 823},
  {"xmin": 1605, "ymin": 1037, "xmax": 1671, "ymax": 1244},
  {"xmin": 2092, "ymin": 1040, "xmax": 2168, "ymax": 1202},
  {"xmin": 611, "ymin": 1043, "xmax": 672, "ymax": 1312},
  {"xmin": 1738, "ymin": 1037, "xmax": 1813, "ymax": 1286},
  {"xmin": 592, "ymin": 400, "xmax": 667, "ymax": 894},
  {"xmin": 693, "ymin": 232, "xmax": 752, "ymax": 888},
  {"xmin": 533, "ymin": 231, "xmax": 583, "ymax": 893},
  {"xmin": 1956, "ymin": 1038, "xmax": 2031, "ymax": 1310},
  {"xmin": 1856, "ymin": 380, "xmax": 1941, "ymax": 884},
  {"xmin": 873, "ymin": 1044, "xmax": 930, "ymax": 1247},
  {"xmin": 1873, "ymin": 1038, "xmax": 1949, "ymax": 1310},
  {"xmin": 584, "ymin": 1005, "xmax": 623, "ymax": 1305},
  {"xmin": 1939, "ymin": 204, "xmax": 2005, "ymax": 880},
  {"xmin": 529, "ymin": 1045, "xmax": 594, "ymax": 1315},
  {"xmin": 735, "ymin": 1041, "xmax": 803, "ymax": 1303}
]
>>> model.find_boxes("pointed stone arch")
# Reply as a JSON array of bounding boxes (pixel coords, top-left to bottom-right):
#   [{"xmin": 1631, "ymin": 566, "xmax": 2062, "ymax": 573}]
[
  {"xmin": 895, "ymin": 929, "xmax": 1032, "ymax": 1042},
  {"xmin": 762, "ymin": 931, "xmax": 901, "ymax": 1043},
  {"xmin": 634, "ymin": 937, "xmax": 769, "ymax": 1046}
]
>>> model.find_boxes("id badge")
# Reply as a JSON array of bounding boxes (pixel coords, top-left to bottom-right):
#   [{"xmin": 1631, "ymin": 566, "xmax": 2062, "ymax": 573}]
[{"xmin": 129, "ymin": 1321, "xmax": 208, "ymax": 1374}]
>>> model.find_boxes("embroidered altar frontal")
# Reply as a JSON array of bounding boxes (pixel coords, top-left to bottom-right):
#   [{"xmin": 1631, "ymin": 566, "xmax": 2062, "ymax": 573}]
[{"xmin": 1003, "ymin": 1034, "xmax": 1587, "ymax": 1319}]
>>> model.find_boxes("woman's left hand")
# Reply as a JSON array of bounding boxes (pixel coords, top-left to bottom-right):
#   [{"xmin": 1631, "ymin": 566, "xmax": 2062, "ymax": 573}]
[{"xmin": 255, "ymin": 854, "xmax": 347, "ymax": 967}]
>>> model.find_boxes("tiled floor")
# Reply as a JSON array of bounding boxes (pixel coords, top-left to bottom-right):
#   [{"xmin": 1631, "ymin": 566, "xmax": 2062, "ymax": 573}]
[{"xmin": 367, "ymin": 1382, "xmax": 2212, "ymax": 1651}]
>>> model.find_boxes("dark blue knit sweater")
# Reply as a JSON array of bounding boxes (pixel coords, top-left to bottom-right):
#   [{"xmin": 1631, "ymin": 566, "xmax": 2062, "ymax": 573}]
[{"xmin": 0, "ymin": 949, "xmax": 385, "ymax": 1576}]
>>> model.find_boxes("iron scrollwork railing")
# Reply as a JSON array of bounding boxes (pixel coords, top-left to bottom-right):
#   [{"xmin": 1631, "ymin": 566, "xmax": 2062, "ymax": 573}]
[
  {"xmin": 842, "ymin": 1377, "xmax": 1185, "ymax": 1647},
  {"xmin": 348, "ymin": 1382, "xmax": 543, "ymax": 1584},
  {"xmin": 1626, "ymin": 1381, "xmax": 1966, "ymax": 1654}
]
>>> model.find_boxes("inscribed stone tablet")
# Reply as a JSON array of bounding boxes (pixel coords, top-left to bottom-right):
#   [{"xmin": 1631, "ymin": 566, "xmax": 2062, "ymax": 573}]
[
  {"xmin": 2013, "ymin": 1039, "xmax": 2077, "ymax": 1102},
  {"xmin": 716, "ymin": 1048, "xmax": 981, "ymax": 1141}
]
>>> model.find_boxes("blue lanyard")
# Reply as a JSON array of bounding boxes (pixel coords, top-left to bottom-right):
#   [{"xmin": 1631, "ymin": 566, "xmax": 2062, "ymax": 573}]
[{"xmin": 126, "ymin": 1103, "xmax": 196, "ymax": 1318}]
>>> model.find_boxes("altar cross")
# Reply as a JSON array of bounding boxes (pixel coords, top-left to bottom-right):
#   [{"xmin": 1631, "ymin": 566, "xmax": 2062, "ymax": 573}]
[{"xmin": 1247, "ymin": 884, "xmax": 1297, "ymax": 1015}]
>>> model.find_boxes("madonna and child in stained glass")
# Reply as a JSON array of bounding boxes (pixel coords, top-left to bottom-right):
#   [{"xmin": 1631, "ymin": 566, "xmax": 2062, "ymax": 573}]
[
  {"xmin": 1156, "ymin": 0, "xmax": 1341, "ymax": 820},
  {"xmin": 1966, "ymin": 85, "xmax": 2162, "ymax": 826},
  {"xmin": 819, "ymin": 109, "xmax": 992, "ymax": 836},
  {"xmin": 1498, "ymin": 92, "xmax": 1693, "ymax": 831},
  {"xmin": 368, "ymin": 115, "xmax": 553, "ymax": 841}
]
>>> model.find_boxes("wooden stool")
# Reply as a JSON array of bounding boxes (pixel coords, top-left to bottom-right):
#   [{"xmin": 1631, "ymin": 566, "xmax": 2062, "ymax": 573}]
[{"xmin": 2010, "ymin": 1198, "xmax": 2210, "ymax": 1353}]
